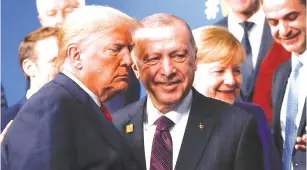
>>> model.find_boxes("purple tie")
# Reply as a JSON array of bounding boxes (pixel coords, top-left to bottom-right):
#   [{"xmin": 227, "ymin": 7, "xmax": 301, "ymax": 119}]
[{"xmin": 150, "ymin": 116, "xmax": 174, "ymax": 170}]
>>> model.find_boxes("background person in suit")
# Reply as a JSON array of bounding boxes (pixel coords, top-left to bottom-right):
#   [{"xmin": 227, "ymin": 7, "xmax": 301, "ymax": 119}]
[
  {"xmin": 262, "ymin": 0, "xmax": 307, "ymax": 169},
  {"xmin": 192, "ymin": 25, "xmax": 280, "ymax": 170},
  {"xmin": 2, "ymin": 6, "xmax": 141, "ymax": 170},
  {"xmin": 215, "ymin": 0, "xmax": 290, "ymax": 123},
  {"xmin": 1, "ymin": 27, "xmax": 59, "ymax": 131},
  {"xmin": 113, "ymin": 13, "xmax": 263, "ymax": 170},
  {"xmin": 1, "ymin": 0, "xmax": 86, "ymax": 131}
]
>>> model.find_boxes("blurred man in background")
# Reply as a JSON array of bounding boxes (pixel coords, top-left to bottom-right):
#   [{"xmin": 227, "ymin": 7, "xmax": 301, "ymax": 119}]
[{"xmin": 1, "ymin": 27, "xmax": 59, "ymax": 131}]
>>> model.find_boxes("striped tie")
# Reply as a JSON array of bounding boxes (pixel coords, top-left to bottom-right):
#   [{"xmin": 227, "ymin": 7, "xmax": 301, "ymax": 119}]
[
  {"xmin": 282, "ymin": 61, "xmax": 302, "ymax": 170},
  {"xmin": 150, "ymin": 116, "xmax": 174, "ymax": 170}
]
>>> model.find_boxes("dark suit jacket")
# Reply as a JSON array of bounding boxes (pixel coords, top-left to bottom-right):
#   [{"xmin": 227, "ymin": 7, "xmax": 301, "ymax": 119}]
[
  {"xmin": 272, "ymin": 60, "xmax": 306, "ymax": 170},
  {"xmin": 113, "ymin": 89, "xmax": 264, "ymax": 170},
  {"xmin": 215, "ymin": 16, "xmax": 273, "ymax": 102},
  {"xmin": 234, "ymin": 102, "xmax": 281, "ymax": 170},
  {"xmin": 2, "ymin": 73, "xmax": 140, "ymax": 170},
  {"xmin": 1, "ymin": 97, "xmax": 27, "ymax": 131}
]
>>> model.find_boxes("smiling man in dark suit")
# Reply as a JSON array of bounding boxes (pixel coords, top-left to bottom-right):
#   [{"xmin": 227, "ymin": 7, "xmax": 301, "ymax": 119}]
[
  {"xmin": 262, "ymin": 0, "xmax": 307, "ymax": 169},
  {"xmin": 2, "ymin": 6, "xmax": 141, "ymax": 170},
  {"xmin": 113, "ymin": 13, "xmax": 264, "ymax": 170}
]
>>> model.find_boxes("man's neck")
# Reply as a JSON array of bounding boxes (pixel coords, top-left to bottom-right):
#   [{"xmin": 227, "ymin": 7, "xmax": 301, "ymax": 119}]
[{"xmin": 232, "ymin": 5, "xmax": 260, "ymax": 21}]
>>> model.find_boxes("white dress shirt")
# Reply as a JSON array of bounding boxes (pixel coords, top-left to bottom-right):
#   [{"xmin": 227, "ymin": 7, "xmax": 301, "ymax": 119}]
[
  {"xmin": 280, "ymin": 50, "xmax": 307, "ymax": 169},
  {"xmin": 228, "ymin": 9, "xmax": 265, "ymax": 69},
  {"xmin": 25, "ymin": 88, "xmax": 36, "ymax": 99},
  {"xmin": 62, "ymin": 69, "xmax": 101, "ymax": 107},
  {"xmin": 144, "ymin": 90, "xmax": 192, "ymax": 170}
]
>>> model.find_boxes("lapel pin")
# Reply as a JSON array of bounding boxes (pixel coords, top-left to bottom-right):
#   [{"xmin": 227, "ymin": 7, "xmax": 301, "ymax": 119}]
[
  {"xmin": 126, "ymin": 124, "xmax": 134, "ymax": 133},
  {"xmin": 198, "ymin": 122, "xmax": 204, "ymax": 130}
]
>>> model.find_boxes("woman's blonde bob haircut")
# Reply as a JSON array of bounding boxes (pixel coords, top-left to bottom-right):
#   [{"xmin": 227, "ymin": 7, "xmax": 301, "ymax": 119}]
[{"xmin": 192, "ymin": 26, "xmax": 246, "ymax": 65}]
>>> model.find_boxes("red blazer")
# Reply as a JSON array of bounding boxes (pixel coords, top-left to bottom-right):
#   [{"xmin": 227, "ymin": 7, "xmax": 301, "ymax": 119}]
[{"xmin": 253, "ymin": 42, "xmax": 291, "ymax": 124}]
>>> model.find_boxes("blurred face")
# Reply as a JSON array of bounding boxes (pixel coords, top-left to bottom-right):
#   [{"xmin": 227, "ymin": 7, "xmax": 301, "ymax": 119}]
[
  {"xmin": 133, "ymin": 26, "xmax": 197, "ymax": 112},
  {"xmin": 263, "ymin": 0, "xmax": 306, "ymax": 55},
  {"xmin": 38, "ymin": 0, "xmax": 80, "ymax": 27},
  {"xmin": 194, "ymin": 61, "xmax": 242, "ymax": 104},
  {"xmin": 34, "ymin": 37, "xmax": 59, "ymax": 88},
  {"xmin": 225, "ymin": 0, "xmax": 259, "ymax": 14},
  {"xmin": 80, "ymin": 27, "xmax": 133, "ymax": 102}
]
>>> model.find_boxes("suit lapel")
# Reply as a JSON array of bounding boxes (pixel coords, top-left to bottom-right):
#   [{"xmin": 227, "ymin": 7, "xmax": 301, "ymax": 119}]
[
  {"xmin": 124, "ymin": 98, "xmax": 147, "ymax": 170},
  {"xmin": 255, "ymin": 21, "xmax": 273, "ymax": 78},
  {"xmin": 53, "ymin": 73, "xmax": 125, "ymax": 153},
  {"xmin": 273, "ymin": 61, "xmax": 291, "ymax": 154},
  {"xmin": 175, "ymin": 90, "xmax": 216, "ymax": 170}
]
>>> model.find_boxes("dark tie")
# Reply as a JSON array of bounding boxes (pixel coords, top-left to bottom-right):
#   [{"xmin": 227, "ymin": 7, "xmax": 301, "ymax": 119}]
[
  {"xmin": 150, "ymin": 116, "xmax": 174, "ymax": 170},
  {"xmin": 100, "ymin": 103, "xmax": 112, "ymax": 122},
  {"xmin": 283, "ymin": 61, "xmax": 302, "ymax": 170},
  {"xmin": 240, "ymin": 21, "xmax": 255, "ymax": 101}
]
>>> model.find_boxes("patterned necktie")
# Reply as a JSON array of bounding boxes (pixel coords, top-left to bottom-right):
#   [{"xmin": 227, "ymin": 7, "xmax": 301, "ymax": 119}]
[
  {"xmin": 150, "ymin": 116, "xmax": 174, "ymax": 170},
  {"xmin": 240, "ymin": 21, "xmax": 255, "ymax": 101},
  {"xmin": 100, "ymin": 103, "xmax": 112, "ymax": 122},
  {"xmin": 282, "ymin": 61, "xmax": 302, "ymax": 170}
]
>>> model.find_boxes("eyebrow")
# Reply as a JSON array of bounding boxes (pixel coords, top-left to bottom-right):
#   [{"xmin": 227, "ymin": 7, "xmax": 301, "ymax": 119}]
[{"xmin": 283, "ymin": 11, "xmax": 300, "ymax": 20}]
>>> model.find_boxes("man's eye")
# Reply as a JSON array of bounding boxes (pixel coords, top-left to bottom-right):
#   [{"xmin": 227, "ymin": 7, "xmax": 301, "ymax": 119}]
[
  {"xmin": 144, "ymin": 56, "xmax": 161, "ymax": 65},
  {"xmin": 172, "ymin": 54, "xmax": 187, "ymax": 63},
  {"xmin": 268, "ymin": 20, "xmax": 278, "ymax": 26}
]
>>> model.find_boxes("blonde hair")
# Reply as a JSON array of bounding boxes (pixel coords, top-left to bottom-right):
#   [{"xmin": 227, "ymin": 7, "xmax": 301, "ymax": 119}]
[
  {"xmin": 36, "ymin": 0, "xmax": 85, "ymax": 15},
  {"xmin": 56, "ymin": 5, "xmax": 140, "ymax": 71},
  {"xmin": 192, "ymin": 26, "xmax": 245, "ymax": 65}
]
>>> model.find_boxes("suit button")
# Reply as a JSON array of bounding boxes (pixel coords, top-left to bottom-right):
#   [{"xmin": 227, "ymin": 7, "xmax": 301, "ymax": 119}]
[{"xmin": 294, "ymin": 163, "xmax": 298, "ymax": 166}]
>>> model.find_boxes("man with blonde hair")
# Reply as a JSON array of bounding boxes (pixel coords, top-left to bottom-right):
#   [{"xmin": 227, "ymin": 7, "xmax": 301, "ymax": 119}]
[
  {"xmin": 36, "ymin": 0, "xmax": 140, "ymax": 113},
  {"xmin": 2, "ymin": 6, "xmax": 141, "ymax": 170}
]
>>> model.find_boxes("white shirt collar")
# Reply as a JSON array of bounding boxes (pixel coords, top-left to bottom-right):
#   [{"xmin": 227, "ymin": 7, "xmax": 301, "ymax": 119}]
[
  {"xmin": 228, "ymin": 7, "xmax": 265, "ymax": 28},
  {"xmin": 292, "ymin": 50, "xmax": 307, "ymax": 67},
  {"xmin": 62, "ymin": 69, "xmax": 101, "ymax": 107},
  {"xmin": 145, "ymin": 89, "xmax": 193, "ymax": 131},
  {"xmin": 25, "ymin": 88, "xmax": 36, "ymax": 99}
]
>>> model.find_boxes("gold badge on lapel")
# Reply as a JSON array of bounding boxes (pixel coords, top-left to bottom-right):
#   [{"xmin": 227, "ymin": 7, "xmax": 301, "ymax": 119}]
[
  {"xmin": 126, "ymin": 124, "xmax": 134, "ymax": 133},
  {"xmin": 198, "ymin": 122, "xmax": 204, "ymax": 130}
]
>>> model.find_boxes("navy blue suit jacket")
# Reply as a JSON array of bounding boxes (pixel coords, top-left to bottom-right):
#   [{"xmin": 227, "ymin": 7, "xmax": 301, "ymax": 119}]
[
  {"xmin": 272, "ymin": 60, "xmax": 306, "ymax": 170},
  {"xmin": 1, "ymin": 97, "xmax": 26, "ymax": 131},
  {"xmin": 113, "ymin": 89, "xmax": 264, "ymax": 170},
  {"xmin": 2, "ymin": 73, "xmax": 140, "ymax": 170},
  {"xmin": 234, "ymin": 102, "xmax": 281, "ymax": 170}
]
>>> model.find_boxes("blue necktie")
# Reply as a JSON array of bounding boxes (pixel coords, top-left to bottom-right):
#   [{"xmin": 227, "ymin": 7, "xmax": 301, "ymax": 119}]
[
  {"xmin": 240, "ymin": 21, "xmax": 255, "ymax": 101},
  {"xmin": 283, "ymin": 61, "xmax": 302, "ymax": 170}
]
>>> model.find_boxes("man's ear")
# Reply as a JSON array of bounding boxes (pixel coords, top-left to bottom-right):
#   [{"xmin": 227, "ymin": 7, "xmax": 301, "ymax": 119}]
[
  {"xmin": 132, "ymin": 63, "xmax": 140, "ymax": 79},
  {"xmin": 22, "ymin": 59, "xmax": 37, "ymax": 78},
  {"xmin": 67, "ymin": 44, "xmax": 83, "ymax": 70}
]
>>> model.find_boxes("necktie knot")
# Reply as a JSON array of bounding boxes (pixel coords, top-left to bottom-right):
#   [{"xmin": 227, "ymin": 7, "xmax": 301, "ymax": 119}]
[
  {"xmin": 292, "ymin": 61, "xmax": 302, "ymax": 74},
  {"xmin": 155, "ymin": 116, "xmax": 174, "ymax": 131},
  {"xmin": 240, "ymin": 21, "xmax": 254, "ymax": 32},
  {"xmin": 100, "ymin": 103, "xmax": 112, "ymax": 122}
]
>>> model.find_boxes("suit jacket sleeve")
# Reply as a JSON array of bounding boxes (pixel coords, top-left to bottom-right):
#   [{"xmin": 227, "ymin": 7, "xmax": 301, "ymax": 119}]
[
  {"xmin": 3, "ymin": 97, "xmax": 75, "ymax": 170},
  {"xmin": 234, "ymin": 116, "xmax": 264, "ymax": 170}
]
